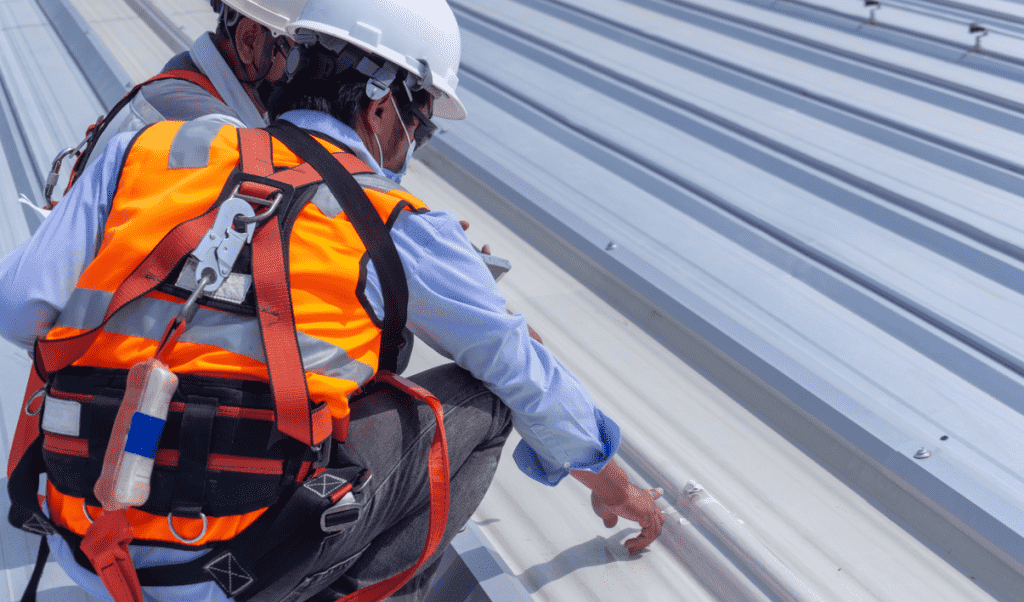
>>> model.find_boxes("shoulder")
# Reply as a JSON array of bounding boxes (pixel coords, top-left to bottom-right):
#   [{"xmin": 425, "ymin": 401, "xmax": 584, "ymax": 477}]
[{"xmin": 138, "ymin": 77, "xmax": 238, "ymax": 122}]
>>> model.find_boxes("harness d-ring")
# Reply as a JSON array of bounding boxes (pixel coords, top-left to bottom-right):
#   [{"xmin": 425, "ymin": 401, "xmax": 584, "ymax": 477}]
[
  {"xmin": 168, "ymin": 512, "xmax": 208, "ymax": 544},
  {"xmin": 82, "ymin": 500, "xmax": 95, "ymax": 524},
  {"xmin": 24, "ymin": 387, "xmax": 45, "ymax": 416}
]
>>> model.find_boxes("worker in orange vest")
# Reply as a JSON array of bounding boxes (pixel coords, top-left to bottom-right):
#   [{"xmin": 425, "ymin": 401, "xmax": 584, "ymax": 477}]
[{"xmin": 1, "ymin": 1, "xmax": 665, "ymax": 601}]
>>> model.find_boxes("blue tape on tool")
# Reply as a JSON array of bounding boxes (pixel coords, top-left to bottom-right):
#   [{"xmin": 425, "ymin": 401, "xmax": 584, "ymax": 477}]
[{"xmin": 124, "ymin": 412, "xmax": 166, "ymax": 459}]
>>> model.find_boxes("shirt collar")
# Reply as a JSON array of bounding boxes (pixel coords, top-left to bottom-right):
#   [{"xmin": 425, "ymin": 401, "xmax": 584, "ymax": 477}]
[
  {"xmin": 189, "ymin": 33, "xmax": 268, "ymax": 128},
  {"xmin": 276, "ymin": 110, "xmax": 387, "ymax": 177}
]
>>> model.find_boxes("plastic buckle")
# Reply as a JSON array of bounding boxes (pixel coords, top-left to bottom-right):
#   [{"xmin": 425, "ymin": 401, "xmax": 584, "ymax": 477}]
[
  {"xmin": 191, "ymin": 195, "xmax": 256, "ymax": 292},
  {"xmin": 320, "ymin": 490, "xmax": 359, "ymax": 533}
]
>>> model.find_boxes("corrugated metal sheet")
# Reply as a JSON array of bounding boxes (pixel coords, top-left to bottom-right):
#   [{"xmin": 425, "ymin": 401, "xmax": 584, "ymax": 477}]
[
  {"xmin": 427, "ymin": 0, "xmax": 1024, "ymax": 599},
  {"xmin": 2, "ymin": 0, "xmax": 1023, "ymax": 600}
]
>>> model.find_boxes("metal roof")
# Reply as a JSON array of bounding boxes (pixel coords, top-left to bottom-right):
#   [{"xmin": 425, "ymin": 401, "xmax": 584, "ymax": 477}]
[{"xmin": 1, "ymin": 0, "xmax": 1023, "ymax": 601}]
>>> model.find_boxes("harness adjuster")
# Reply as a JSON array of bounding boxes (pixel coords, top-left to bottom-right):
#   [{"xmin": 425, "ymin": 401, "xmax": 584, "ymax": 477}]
[{"xmin": 320, "ymin": 490, "xmax": 359, "ymax": 533}]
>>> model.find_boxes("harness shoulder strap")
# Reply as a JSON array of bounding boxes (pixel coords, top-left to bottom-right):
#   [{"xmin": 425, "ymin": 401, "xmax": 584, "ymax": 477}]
[
  {"xmin": 59, "ymin": 69, "xmax": 225, "ymax": 204},
  {"xmin": 265, "ymin": 121, "xmax": 408, "ymax": 374},
  {"xmin": 262, "ymin": 122, "xmax": 450, "ymax": 602}
]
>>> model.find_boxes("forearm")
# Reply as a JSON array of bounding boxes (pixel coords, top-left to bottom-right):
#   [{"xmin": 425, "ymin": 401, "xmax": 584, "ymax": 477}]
[{"xmin": 571, "ymin": 458, "xmax": 630, "ymax": 504}]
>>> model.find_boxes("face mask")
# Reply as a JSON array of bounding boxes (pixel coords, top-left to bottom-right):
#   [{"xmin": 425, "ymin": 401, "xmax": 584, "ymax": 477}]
[{"xmin": 379, "ymin": 93, "xmax": 416, "ymax": 184}]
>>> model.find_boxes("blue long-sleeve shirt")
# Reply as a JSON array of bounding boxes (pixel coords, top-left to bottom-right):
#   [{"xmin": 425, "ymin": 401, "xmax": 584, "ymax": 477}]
[{"xmin": 0, "ymin": 109, "xmax": 620, "ymax": 486}]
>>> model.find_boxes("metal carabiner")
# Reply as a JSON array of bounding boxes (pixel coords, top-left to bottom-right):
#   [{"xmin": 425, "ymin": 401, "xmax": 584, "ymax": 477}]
[{"xmin": 43, "ymin": 137, "xmax": 89, "ymax": 208}]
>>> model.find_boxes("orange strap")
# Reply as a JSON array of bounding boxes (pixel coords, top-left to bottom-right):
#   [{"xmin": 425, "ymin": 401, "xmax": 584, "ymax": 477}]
[
  {"xmin": 80, "ymin": 510, "xmax": 144, "ymax": 602},
  {"xmin": 340, "ymin": 371, "xmax": 451, "ymax": 602}
]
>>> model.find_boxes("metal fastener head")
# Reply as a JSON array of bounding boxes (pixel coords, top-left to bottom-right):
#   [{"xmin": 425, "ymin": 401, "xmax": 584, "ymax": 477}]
[
  {"xmin": 606, "ymin": 242, "xmax": 617, "ymax": 251},
  {"xmin": 914, "ymin": 448, "xmax": 931, "ymax": 459}
]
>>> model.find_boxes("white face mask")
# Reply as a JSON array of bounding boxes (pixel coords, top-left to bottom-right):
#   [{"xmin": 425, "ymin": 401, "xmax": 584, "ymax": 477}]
[{"xmin": 374, "ymin": 93, "xmax": 416, "ymax": 184}]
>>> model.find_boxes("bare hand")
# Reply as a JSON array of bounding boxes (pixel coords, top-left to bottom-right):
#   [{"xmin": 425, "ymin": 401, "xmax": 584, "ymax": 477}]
[
  {"xmin": 460, "ymin": 220, "xmax": 491, "ymax": 255},
  {"xmin": 572, "ymin": 459, "xmax": 665, "ymax": 552},
  {"xmin": 591, "ymin": 485, "xmax": 664, "ymax": 553}
]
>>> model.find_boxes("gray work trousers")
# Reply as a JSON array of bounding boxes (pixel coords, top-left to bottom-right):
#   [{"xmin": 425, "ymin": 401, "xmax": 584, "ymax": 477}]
[{"xmin": 273, "ymin": 363, "xmax": 513, "ymax": 602}]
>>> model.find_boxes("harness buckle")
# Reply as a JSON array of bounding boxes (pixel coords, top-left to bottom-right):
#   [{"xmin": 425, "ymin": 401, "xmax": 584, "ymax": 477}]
[{"xmin": 320, "ymin": 490, "xmax": 359, "ymax": 533}]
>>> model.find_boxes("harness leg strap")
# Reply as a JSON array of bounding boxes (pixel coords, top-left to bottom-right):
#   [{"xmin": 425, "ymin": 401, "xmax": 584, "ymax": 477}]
[
  {"xmin": 80, "ymin": 510, "xmax": 144, "ymax": 602},
  {"xmin": 19, "ymin": 537, "xmax": 49, "ymax": 602}
]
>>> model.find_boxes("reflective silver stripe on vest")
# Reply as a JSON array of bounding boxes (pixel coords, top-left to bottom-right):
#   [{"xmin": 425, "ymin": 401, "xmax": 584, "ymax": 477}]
[
  {"xmin": 41, "ymin": 395, "xmax": 81, "ymax": 437},
  {"xmin": 353, "ymin": 173, "xmax": 407, "ymax": 194},
  {"xmin": 168, "ymin": 118, "xmax": 227, "ymax": 169},
  {"xmin": 55, "ymin": 288, "xmax": 374, "ymax": 385},
  {"xmin": 309, "ymin": 176, "xmax": 408, "ymax": 219},
  {"xmin": 309, "ymin": 185, "xmax": 342, "ymax": 219}
]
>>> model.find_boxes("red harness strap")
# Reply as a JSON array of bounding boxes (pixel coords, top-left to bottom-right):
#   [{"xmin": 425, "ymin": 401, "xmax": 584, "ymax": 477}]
[
  {"xmin": 7, "ymin": 365, "xmax": 45, "ymax": 479},
  {"xmin": 59, "ymin": 69, "xmax": 226, "ymax": 203},
  {"xmin": 154, "ymin": 69, "xmax": 224, "ymax": 103},
  {"xmin": 240, "ymin": 128, "xmax": 379, "ymax": 447},
  {"xmin": 340, "ymin": 371, "xmax": 451, "ymax": 602},
  {"xmin": 80, "ymin": 510, "xmax": 144, "ymax": 602}
]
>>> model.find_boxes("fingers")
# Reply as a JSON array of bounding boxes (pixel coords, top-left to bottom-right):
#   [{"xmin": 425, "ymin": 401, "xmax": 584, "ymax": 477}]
[
  {"xmin": 624, "ymin": 501, "xmax": 665, "ymax": 553},
  {"xmin": 459, "ymin": 220, "xmax": 470, "ymax": 231},
  {"xmin": 599, "ymin": 486, "xmax": 666, "ymax": 553},
  {"xmin": 527, "ymin": 324, "xmax": 543, "ymax": 344},
  {"xmin": 481, "ymin": 244, "xmax": 491, "ymax": 255}
]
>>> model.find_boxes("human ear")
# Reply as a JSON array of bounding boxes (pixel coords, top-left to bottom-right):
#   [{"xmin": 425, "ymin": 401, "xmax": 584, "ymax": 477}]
[{"xmin": 234, "ymin": 19, "xmax": 263, "ymax": 68}]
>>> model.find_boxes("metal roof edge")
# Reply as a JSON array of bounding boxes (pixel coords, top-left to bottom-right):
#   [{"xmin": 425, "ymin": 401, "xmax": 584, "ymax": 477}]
[
  {"xmin": 35, "ymin": 0, "xmax": 134, "ymax": 109},
  {"xmin": 446, "ymin": 522, "xmax": 535, "ymax": 602},
  {"xmin": 417, "ymin": 138, "xmax": 1024, "ymax": 602}
]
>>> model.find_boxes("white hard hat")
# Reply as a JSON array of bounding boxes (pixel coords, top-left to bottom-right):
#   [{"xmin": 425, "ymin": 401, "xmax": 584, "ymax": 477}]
[
  {"xmin": 287, "ymin": 0, "xmax": 467, "ymax": 120},
  {"xmin": 218, "ymin": 0, "xmax": 306, "ymax": 38}
]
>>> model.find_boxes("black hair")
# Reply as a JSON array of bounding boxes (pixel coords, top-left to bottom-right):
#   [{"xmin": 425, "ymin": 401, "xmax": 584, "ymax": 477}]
[{"xmin": 266, "ymin": 44, "xmax": 431, "ymax": 128}]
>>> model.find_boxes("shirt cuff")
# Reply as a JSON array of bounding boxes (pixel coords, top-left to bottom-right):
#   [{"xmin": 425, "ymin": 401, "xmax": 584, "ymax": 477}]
[{"xmin": 512, "ymin": 409, "xmax": 622, "ymax": 486}]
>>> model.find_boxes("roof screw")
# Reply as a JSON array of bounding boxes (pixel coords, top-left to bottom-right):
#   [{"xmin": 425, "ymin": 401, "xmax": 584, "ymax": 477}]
[
  {"xmin": 683, "ymin": 481, "xmax": 703, "ymax": 498},
  {"xmin": 606, "ymin": 242, "xmax": 617, "ymax": 251},
  {"xmin": 970, "ymin": 23, "xmax": 988, "ymax": 50},
  {"xmin": 914, "ymin": 448, "xmax": 932, "ymax": 459},
  {"xmin": 865, "ymin": 0, "xmax": 881, "ymax": 24}
]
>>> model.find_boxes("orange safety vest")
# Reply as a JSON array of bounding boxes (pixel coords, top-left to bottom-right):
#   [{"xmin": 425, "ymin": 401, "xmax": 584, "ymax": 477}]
[
  {"xmin": 41, "ymin": 119, "xmax": 429, "ymax": 545},
  {"xmin": 9, "ymin": 121, "xmax": 451, "ymax": 602}
]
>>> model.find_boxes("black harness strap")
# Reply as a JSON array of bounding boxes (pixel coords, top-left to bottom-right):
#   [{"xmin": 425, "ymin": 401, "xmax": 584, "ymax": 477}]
[
  {"xmin": 171, "ymin": 399, "xmax": 218, "ymax": 518},
  {"xmin": 19, "ymin": 538, "xmax": 50, "ymax": 602}
]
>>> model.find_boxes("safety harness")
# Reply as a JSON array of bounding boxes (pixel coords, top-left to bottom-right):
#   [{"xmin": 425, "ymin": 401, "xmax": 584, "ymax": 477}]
[
  {"xmin": 45, "ymin": 69, "xmax": 225, "ymax": 208},
  {"xmin": 9, "ymin": 121, "xmax": 450, "ymax": 602}
]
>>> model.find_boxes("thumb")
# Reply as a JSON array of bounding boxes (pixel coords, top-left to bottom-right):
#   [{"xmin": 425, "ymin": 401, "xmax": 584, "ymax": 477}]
[{"xmin": 592, "ymin": 495, "xmax": 618, "ymax": 528}]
